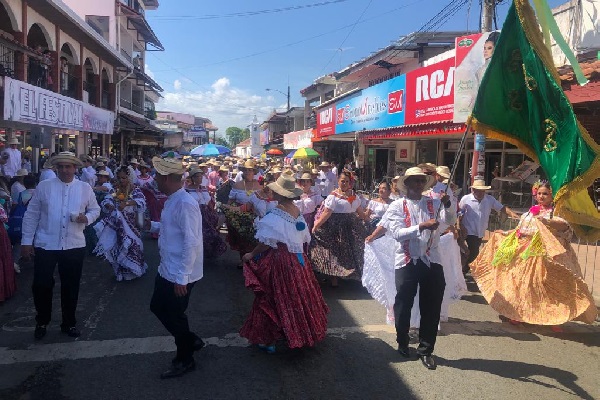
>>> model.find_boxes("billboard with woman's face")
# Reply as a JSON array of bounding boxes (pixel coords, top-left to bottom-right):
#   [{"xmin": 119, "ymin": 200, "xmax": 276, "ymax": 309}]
[{"xmin": 453, "ymin": 31, "xmax": 500, "ymax": 123}]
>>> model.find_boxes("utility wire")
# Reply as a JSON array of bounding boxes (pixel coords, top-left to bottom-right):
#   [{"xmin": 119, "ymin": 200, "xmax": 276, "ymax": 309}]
[{"xmin": 151, "ymin": 0, "xmax": 349, "ymax": 21}]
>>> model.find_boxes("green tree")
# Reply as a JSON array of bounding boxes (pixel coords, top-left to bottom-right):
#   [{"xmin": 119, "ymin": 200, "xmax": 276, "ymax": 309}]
[
  {"xmin": 214, "ymin": 136, "xmax": 230, "ymax": 147},
  {"xmin": 225, "ymin": 126, "xmax": 251, "ymax": 148}
]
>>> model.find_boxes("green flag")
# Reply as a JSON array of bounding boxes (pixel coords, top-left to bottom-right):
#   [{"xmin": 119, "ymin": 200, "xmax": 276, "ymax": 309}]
[{"xmin": 469, "ymin": 0, "xmax": 600, "ymax": 241}]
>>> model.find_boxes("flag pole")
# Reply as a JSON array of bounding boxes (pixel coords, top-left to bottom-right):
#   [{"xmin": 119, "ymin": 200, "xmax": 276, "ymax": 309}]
[{"xmin": 426, "ymin": 121, "xmax": 472, "ymax": 251}]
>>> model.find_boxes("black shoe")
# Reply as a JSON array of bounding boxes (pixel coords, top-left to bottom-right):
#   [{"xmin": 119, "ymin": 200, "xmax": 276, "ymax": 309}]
[
  {"xmin": 61, "ymin": 326, "xmax": 81, "ymax": 338},
  {"xmin": 419, "ymin": 354, "xmax": 437, "ymax": 370},
  {"xmin": 161, "ymin": 360, "xmax": 195, "ymax": 379},
  {"xmin": 34, "ymin": 325, "xmax": 47, "ymax": 340},
  {"xmin": 397, "ymin": 346, "xmax": 411, "ymax": 358}
]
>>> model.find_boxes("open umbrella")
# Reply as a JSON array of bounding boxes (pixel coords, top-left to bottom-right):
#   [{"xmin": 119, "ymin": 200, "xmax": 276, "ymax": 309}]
[
  {"xmin": 285, "ymin": 150, "xmax": 296, "ymax": 159},
  {"xmin": 266, "ymin": 148, "xmax": 284, "ymax": 156},
  {"xmin": 190, "ymin": 144, "xmax": 231, "ymax": 156},
  {"xmin": 292, "ymin": 147, "xmax": 320, "ymax": 159}
]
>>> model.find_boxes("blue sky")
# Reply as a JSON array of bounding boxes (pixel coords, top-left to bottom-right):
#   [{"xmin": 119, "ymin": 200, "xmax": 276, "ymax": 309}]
[{"xmin": 146, "ymin": 0, "xmax": 566, "ymax": 133}]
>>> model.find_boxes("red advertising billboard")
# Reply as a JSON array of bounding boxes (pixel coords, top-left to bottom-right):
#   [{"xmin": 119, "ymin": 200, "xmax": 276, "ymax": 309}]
[
  {"xmin": 405, "ymin": 58, "xmax": 455, "ymax": 125},
  {"xmin": 316, "ymin": 105, "xmax": 336, "ymax": 138}
]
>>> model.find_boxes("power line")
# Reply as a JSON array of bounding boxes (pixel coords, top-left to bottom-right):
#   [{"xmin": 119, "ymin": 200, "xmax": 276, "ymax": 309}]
[
  {"xmin": 150, "ymin": 1, "xmax": 420, "ymax": 73},
  {"xmin": 318, "ymin": 0, "xmax": 374, "ymax": 75},
  {"xmin": 150, "ymin": 0, "xmax": 350, "ymax": 21}
]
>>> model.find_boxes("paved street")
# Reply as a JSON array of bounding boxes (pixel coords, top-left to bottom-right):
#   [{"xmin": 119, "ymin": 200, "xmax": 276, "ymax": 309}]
[{"xmin": 0, "ymin": 235, "xmax": 598, "ymax": 400}]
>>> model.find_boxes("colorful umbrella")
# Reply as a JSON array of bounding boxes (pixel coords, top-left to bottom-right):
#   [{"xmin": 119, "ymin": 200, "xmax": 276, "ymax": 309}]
[
  {"xmin": 266, "ymin": 148, "xmax": 284, "ymax": 156},
  {"xmin": 292, "ymin": 147, "xmax": 320, "ymax": 159},
  {"xmin": 190, "ymin": 144, "xmax": 231, "ymax": 156},
  {"xmin": 285, "ymin": 150, "xmax": 296, "ymax": 158}
]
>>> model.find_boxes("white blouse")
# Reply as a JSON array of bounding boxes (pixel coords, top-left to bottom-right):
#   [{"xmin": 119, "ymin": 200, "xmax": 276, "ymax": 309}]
[
  {"xmin": 366, "ymin": 199, "xmax": 390, "ymax": 221},
  {"xmin": 249, "ymin": 192, "xmax": 278, "ymax": 218},
  {"xmin": 323, "ymin": 193, "xmax": 361, "ymax": 213},
  {"xmin": 229, "ymin": 188, "xmax": 254, "ymax": 204},
  {"xmin": 255, "ymin": 208, "xmax": 311, "ymax": 254},
  {"xmin": 294, "ymin": 191, "xmax": 323, "ymax": 215}
]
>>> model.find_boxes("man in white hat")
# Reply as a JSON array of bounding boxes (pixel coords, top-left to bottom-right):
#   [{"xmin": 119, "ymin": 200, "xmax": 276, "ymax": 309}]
[
  {"xmin": 79, "ymin": 155, "xmax": 97, "ymax": 187},
  {"xmin": 458, "ymin": 179, "xmax": 518, "ymax": 273},
  {"xmin": 21, "ymin": 152, "xmax": 101, "ymax": 340},
  {"xmin": 317, "ymin": 161, "xmax": 337, "ymax": 198},
  {"xmin": 148, "ymin": 156, "xmax": 204, "ymax": 379},
  {"xmin": 365, "ymin": 167, "xmax": 456, "ymax": 370},
  {"xmin": 1, "ymin": 137, "xmax": 22, "ymax": 178},
  {"xmin": 39, "ymin": 158, "xmax": 57, "ymax": 182}
]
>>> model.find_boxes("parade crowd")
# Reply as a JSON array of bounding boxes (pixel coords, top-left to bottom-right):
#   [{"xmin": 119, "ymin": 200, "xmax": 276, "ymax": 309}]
[{"xmin": 0, "ymin": 134, "xmax": 596, "ymax": 378}]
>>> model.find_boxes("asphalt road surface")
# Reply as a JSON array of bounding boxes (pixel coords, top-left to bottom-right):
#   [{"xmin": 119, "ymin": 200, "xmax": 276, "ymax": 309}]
[{"xmin": 0, "ymin": 235, "xmax": 598, "ymax": 400}]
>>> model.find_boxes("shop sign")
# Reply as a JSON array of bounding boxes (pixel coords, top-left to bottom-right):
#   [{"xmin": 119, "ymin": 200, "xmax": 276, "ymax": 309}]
[
  {"xmin": 283, "ymin": 129, "xmax": 313, "ymax": 149},
  {"xmin": 453, "ymin": 31, "xmax": 499, "ymax": 123},
  {"xmin": 405, "ymin": 58, "xmax": 455, "ymax": 125},
  {"xmin": 316, "ymin": 105, "xmax": 336, "ymax": 137},
  {"xmin": 260, "ymin": 129, "xmax": 269, "ymax": 145},
  {"xmin": 189, "ymin": 126, "xmax": 207, "ymax": 138},
  {"xmin": 334, "ymin": 74, "xmax": 406, "ymax": 134},
  {"xmin": 3, "ymin": 77, "xmax": 115, "ymax": 135}
]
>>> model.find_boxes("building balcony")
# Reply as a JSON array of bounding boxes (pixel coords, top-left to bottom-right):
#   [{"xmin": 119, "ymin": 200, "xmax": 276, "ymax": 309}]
[
  {"xmin": 101, "ymin": 90, "xmax": 112, "ymax": 110},
  {"xmin": 120, "ymin": 97, "xmax": 144, "ymax": 115},
  {"xmin": 83, "ymin": 81, "xmax": 98, "ymax": 106},
  {"xmin": 60, "ymin": 71, "xmax": 79, "ymax": 99}
]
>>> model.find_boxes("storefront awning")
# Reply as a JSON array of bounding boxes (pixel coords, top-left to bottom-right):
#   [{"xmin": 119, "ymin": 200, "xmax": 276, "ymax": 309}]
[
  {"xmin": 119, "ymin": 2, "xmax": 164, "ymax": 51},
  {"xmin": 118, "ymin": 112, "xmax": 163, "ymax": 135},
  {"xmin": 361, "ymin": 122, "xmax": 466, "ymax": 141}
]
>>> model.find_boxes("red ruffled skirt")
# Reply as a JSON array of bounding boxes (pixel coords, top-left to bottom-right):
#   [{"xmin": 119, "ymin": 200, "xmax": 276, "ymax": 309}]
[
  {"xmin": 0, "ymin": 223, "xmax": 16, "ymax": 302},
  {"xmin": 240, "ymin": 243, "xmax": 329, "ymax": 348}
]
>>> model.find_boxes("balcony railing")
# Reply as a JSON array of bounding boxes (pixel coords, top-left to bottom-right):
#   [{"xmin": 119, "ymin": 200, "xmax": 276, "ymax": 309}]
[
  {"xmin": 28, "ymin": 58, "xmax": 51, "ymax": 90},
  {"xmin": 0, "ymin": 43, "xmax": 15, "ymax": 78},
  {"xmin": 120, "ymin": 97, "xmax": 144, "ymax": 114},
  {"xmin": 60, "ymin": 71, "xmax": 79, "ymax": 99}
]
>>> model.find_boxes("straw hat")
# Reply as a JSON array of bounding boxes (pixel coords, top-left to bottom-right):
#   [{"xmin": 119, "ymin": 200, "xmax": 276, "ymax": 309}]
[
  {"xmin": 268, "ymin": 171, "xmax": 303, "ymax": 199},
  {"xmin": 42, "ymin": 159, "xmax": 53, "ymax": 169},
  {"xmin": 79, "ymin": 154, "xmax": 93, "ymax": 163},
  {"xmin": 51, "ymin": 152, "xmax": 83, "ymax": 167},
  {"xmin": 417, "ymin": 162, "xmax": 437, "ymax": 173},
  {"xmin": 218, "ymin": 165, "xmax": 229, "ymax": 173},
  {"xmin": 152, "ymin": 156, "xmax": 185, "ymax": 176},
  {"xmin": 97, "ymin": 170, "xmax": 110, "ymax": 177},
  {"xmin": 240, "ymin": 159, "xmax": 257, "ymax": 171},
  {"xmin": 7, "ymin": 137, "xmax": 19, "ymax": 145},
  {"xmin": 436, "ymin": 166, "xmax": 450, "ymax": 182},
  {"xmin": 392, "ymin": 175, "xmax": 401, "ymax": 182},
  {"xmin": 129, "ymin": 158, "xmax": 140, "ymax": 165},
  {"xmin": 139, "ymin": 161, "xmax": 150, "ymax": 169},
  {"xmin": 396, "ymin": 167, "xmax": 435, "ymax": 193},
  {"xmin": 471, "ymin": 179, "xmax": 492, "ymax": 190},
  {"xmin": 198, "ymin": 162, "xmax": 208, "ymax": 168},
  {"xmin": 15, "ymin": 168, "xmax": 28, "ymax": 177},
  {"xmin": 298, "ymin": 172, "xmax": 313, "ymax": 181},
  {"xmin": 319, "ymin": 161, "xmax": 330, "ymax": 168},
  {"xmin": 95, "ymin": 162, "xmax": 105, "ymax": 168},
  {"xmin": 270, "ymin": 167, "xmax": 282, "ymax": 174},
  {"xmin": 189, "ymin": 167, "xmax": 204, "ymax": 177},
  {"xmin": 311, "ymin": 168, "xmax": 319, "ymax": 175}
]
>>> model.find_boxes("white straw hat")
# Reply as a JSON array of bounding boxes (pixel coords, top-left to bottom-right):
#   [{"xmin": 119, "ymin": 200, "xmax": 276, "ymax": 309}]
[
  {"xmin": 396, "ymin": 167, "xmax": 436, "ymax": 193},
  {"xmin": 152, "ymin": 156, "xmax": 185, "ymax": 176},
  {"xmin": 436, "ymin": 166, "xmax": 451, "ymax": 182},
  {"xmin": 471, "ymin": 179, "xmax": 491, "ymax": 190},
  {"xmin": 51, "ymin": 152, "xmax": 83, "ymax": 167}
]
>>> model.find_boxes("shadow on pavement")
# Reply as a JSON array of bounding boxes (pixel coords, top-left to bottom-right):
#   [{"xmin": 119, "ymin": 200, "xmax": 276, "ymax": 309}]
[{"xmin": 436, "ymin": 356, "xmax": 596, "ymax": 400}]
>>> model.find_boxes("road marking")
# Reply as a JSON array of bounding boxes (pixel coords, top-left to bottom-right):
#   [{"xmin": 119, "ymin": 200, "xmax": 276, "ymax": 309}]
[{"xmin": 0, "ymin": 325, "xmax": 396, "ymax": 365}]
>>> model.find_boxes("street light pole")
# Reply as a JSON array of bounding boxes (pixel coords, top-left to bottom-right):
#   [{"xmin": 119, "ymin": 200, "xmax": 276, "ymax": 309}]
[{"xmin": 266, "ymin": 87, "xmax": 290, "ymax": 112}]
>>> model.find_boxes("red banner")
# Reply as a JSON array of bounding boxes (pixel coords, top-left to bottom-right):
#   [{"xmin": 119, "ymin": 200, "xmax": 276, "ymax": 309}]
[
  {"xmin": 316, "ymin": 105, "xmax": 336, "ymax": 138},
  {"xmin": 405, "ymin": 58, "xmax": 455, "ymax": 125}
]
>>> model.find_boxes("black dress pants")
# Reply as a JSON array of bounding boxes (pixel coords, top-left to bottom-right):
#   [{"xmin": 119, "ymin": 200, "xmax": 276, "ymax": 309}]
[
  {"xmin": 150, "ymin": 274, "xmax": 199, "ymax": 363},
  {"xmin": 465, "ymin": 235, "xmax": 483, "ymax": 265},
  {"xmin": 32, "ymin": 247, "xmax": 86, "ymax": 328},
  {"xmin": 394, "ymin": 260, "xmax": 445, "ymax": 356}
]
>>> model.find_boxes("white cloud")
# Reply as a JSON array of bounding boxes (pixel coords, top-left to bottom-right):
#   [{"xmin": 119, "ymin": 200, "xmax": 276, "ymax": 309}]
[
  {"xmin": 157, "ymin": 77, "xmax": 284, "ymax": 132},
  {"xmin": 144, "ymin": 64, "xmax": 155, "ymax": 79}
]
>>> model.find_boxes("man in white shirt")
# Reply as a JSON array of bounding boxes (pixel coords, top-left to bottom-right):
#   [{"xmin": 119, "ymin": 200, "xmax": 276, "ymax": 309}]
[
  {"xmin": 39, "ymin": 159, "xmax": 57, "ymax": 181},
  {"xmin": 366, "ymin": 167, "xmax": 455, "ymax": 370},
  {"xmin": 79, "ymin": 155, "xmax": 97, "ymax": 187},
  {"xmin": 317, "ymin": 161, "xmax": 337, "ymax": 198},
  {"xmin": 148, "ymin": 157, "xmax": 204, "ymax": 379},
  {"xmin": 458, "ymin": 179, "xmax": 517, "ymax": 272},
  {"xmin": 1, "ymin": 137, "xmax": 22, "ymax": 178},
  {"xmin": 21, "ymin": 152, "xmax": 100, "ymax": 340}
]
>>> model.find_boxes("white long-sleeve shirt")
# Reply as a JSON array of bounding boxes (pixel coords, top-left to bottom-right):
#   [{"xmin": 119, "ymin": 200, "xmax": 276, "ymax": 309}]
[
  {"xmin": 2, "ymin": 148, "xmax": 21, "ymax": 177},
  {"xmin": 39, "ymin": 168, "xmax": 57, "ymax": 182},
  {"xmin": 80, "ymin": 165, "xmax": 97, "ymax": 187},
  {"xmin": 150, "ymin": 188, "xmax": 203, "ymax": 285},
  {"xmin": 379, "ymin": 196, "xmax": 456, "ymax": 269},
  {"xmin": 21, "ymin": 177, "xmax": 100, "ymax": 250}
]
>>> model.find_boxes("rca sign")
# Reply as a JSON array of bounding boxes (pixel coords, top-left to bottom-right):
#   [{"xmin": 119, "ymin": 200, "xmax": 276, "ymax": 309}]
[
  {"xmin": 405, "ymin": 58, "xmax": 455, "ymax": 125},
  {"xmin": 316, "ymin": 106, "xmax": 336, "ymax": 137}
]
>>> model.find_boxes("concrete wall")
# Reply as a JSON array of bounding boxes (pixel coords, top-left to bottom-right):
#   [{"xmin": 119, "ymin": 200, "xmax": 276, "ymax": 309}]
[{"xmin": 62, "ymin": 0, "xmax": 117, "ymax": 48}]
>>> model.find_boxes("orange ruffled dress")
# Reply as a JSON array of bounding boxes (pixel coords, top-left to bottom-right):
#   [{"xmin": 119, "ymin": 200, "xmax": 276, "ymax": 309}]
[{"xmin": 471, "ymin": 207, "xmax": 597, "ymax": 325}]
